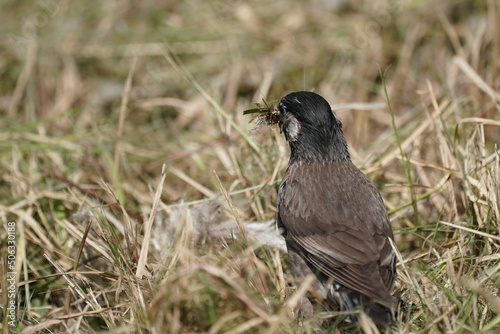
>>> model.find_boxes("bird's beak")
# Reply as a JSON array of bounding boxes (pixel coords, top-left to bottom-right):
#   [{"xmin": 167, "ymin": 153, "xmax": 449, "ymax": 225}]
[{"xmin": 277, "ymin": 102, "xmax": 285, "ymax": 133}]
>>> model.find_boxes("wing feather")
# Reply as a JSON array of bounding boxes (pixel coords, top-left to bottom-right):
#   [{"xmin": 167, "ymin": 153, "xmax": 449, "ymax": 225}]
[{"xmin": 278, "ymin": 161, "xmax": 396, "ymax": 305}]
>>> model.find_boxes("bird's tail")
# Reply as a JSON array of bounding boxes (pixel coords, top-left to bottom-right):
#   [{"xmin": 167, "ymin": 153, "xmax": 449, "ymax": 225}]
[{"xmin": 329, "ymin": 284, "xmax": 395, "ymax": 325}]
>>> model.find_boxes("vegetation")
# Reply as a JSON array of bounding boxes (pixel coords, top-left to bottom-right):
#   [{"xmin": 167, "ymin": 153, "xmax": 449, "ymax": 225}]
[{"xmin": 1, "ymin": 0, "xmax": 499, "ymax": 333}]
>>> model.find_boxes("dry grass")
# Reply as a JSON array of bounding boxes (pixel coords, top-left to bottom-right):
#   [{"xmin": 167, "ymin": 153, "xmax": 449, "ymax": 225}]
[{"xmin": 1, "ymin": 0, "xmax": 499, "ymax": 333}]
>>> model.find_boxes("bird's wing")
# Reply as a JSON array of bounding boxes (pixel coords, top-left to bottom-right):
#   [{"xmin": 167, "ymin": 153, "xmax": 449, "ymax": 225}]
[{"xmin": 278, "ymin": 161, "xmax": 396, "ymax": 303}]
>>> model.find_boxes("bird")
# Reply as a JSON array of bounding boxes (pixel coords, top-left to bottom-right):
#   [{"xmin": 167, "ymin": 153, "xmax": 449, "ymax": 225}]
[{"xmin": 276, "ymin": 91, "xmax": 397, "ymax": 325}]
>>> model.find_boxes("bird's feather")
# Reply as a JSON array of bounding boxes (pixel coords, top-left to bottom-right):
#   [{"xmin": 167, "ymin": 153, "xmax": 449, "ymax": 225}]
[
  {"xmin": 275, "ymin": 91, "xmax": 397, "ymax": 324},
  {"xmin": 278, "ymin": 160, "xmax": 396, "ymax": 307}
]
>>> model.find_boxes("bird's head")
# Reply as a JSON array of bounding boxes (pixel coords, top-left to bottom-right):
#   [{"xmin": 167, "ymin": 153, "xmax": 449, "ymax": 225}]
[{"xmin": 277, "ymin": 91, "xmax": 350, "ymax": 162}]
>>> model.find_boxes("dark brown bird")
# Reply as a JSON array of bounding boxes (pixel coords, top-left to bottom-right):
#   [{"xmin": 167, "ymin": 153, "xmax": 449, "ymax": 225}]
[{"xmin": 276, "ymin": 91, "xmax": 397, "ymax": 324}]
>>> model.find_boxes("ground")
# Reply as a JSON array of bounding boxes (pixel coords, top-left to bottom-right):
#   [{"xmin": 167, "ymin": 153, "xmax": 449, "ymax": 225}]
[{"xmin": 1, "ymin": 0, "xmax": 499, "ymax": 333}]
